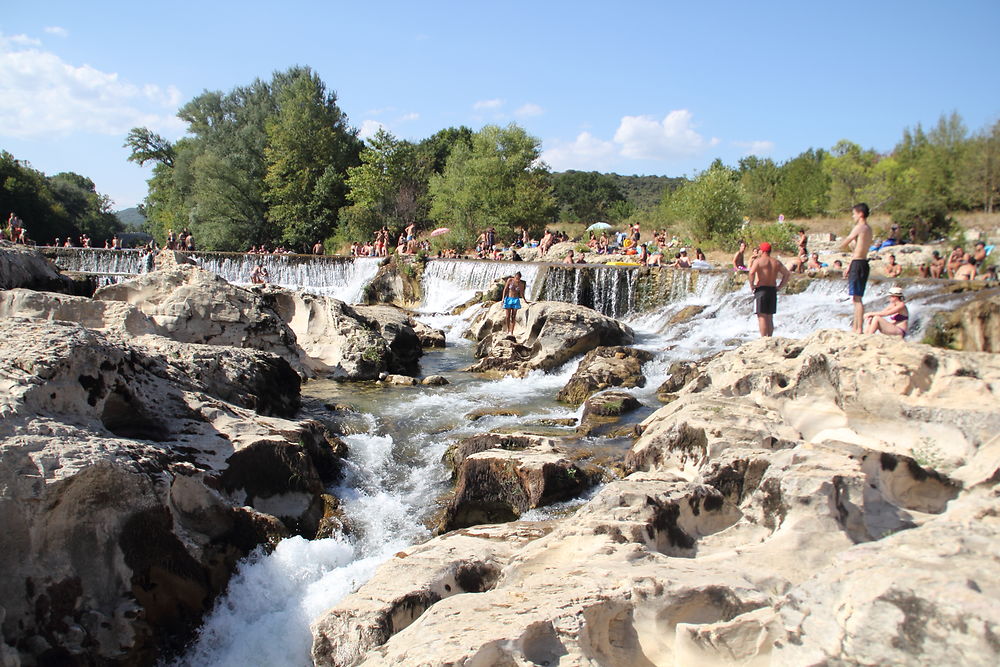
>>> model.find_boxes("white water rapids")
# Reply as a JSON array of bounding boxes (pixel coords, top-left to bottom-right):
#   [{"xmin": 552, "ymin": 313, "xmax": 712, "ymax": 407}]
[{"xmin": 167, "ymin": 261, "xmax": 951, "ymax": 666}]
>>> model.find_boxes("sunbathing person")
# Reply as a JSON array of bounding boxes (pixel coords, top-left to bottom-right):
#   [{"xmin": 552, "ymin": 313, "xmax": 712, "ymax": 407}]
[
  {"xmin": 864, "ymin": 286, "xmax": 908, "ymax": 337},
  {"xmin": 883, "ymin": 253, "xmax": 902, "ymax": 277}
]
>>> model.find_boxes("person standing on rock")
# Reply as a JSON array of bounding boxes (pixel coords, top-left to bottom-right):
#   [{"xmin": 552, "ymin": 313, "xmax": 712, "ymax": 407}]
[
  {"xmin": 840, "ymin": 203, "xmax": 873, "ymax": 333},
  {"xmin": 502, "ymin": 271, "xmax": 528, "ymax": 335},
  {"xmin": 748, "ymin": 242, "xmax": 790, "ymax": 337}
]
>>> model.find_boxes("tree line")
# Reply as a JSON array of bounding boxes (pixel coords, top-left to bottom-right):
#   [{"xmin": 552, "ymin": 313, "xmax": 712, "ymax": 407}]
[
  {"xmin": 0, "ymin": 151, "xmax": 123, "ymax": 244},
  {"xmin": 2, "ymin": 66, "xmax": 997, "ymax": 252}
]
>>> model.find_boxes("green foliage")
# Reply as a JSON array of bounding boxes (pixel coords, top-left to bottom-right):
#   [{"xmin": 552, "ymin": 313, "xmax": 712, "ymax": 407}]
[
  {"xmin": 342, "ymin": 129, "xmax": 430, "ymax": 241},
  {"xmin": 428, "ymin": 123, "xmax": 557, "ymax": 248},
  {"xmin": 603, "ymin": 173, "xmax": 685, "ymax": 211},
  {"xmin": 742, "ymin": 221, "xmax": 797, "ymax": 254},
  {"xmin": 551, "ymin": 171, "xmax": 625, "ymax": 223},
  {"xmin": 824, "ymin": 140, "xmax": 884, "ymax": 213},
  {"xmin": 774, "ymin": 149, "xmax": 830, "ymax": 218},
  {"xmin": 264, "ymin": 69, "xmax": 361, "ymax": 250},
  {"xmin": 0, "ymin": 151, "xmax": 122, "ymax": 244},
  {"xmin": 661, "ymin": 161, "xmax": 746, "ymax": 244},
  {"xmin": 128, "ymin": 66, "xmax": 360, "ymax": 251},
  {"xmin": 738, "ymin": 156, "xmax": 779, "ymax": 220},
  {"xmin": 957, "ymin": 119, "xmax": 1000, "ymax": 213}
]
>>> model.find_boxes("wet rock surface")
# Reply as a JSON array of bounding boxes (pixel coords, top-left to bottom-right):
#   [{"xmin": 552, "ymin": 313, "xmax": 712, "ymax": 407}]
[
  {"xmin": 311, "ymin": 329, "xmax": 1000, "ymax": 666},
  {"xmin": 463, "ymin": 300, "xmax": 634, "ymax": 376},
  {"xmin": 0, "ymin": 318, "xmax": 346, "ymax": 664},
  {"xmin": 556, "ymin": 345, "xmax": 654, "ymax": 405}
]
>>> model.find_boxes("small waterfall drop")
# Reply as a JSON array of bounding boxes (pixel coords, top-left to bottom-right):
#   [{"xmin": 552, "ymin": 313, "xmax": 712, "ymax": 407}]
[
  {"xmin": 50, "ymin": 248, "xmax": 153, "ymax": 277},
  {"xmin": 167, "ymin": 262, "xmax": 969, "ymax": 666},
  {"xmin": 418, "ymin": 259, "xmax": 542, "ymax": 313},
  {"xmin": 191, "ymin": 254, "xmax": 382, "ymax": 303}
]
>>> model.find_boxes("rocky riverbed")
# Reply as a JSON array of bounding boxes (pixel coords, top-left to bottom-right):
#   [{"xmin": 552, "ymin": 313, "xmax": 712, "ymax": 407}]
[{"xmin": 1, "ymin": 242, "xmax": 999, "ymax": 666}]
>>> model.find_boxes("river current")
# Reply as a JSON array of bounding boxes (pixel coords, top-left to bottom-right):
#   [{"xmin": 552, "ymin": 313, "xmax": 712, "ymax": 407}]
[{"xmin": 63, "ymin": 253, "xmax": 943, "ymax": 666}]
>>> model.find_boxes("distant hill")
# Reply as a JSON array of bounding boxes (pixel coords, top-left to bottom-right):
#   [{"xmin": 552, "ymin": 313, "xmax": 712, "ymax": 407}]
[
  {"xmin": 115, "ymin": 207, "xmax": 146, "ymax": 229},
  {"xmin": 604, "ymin": 173, "xmax": 686, "ymax": 211}
]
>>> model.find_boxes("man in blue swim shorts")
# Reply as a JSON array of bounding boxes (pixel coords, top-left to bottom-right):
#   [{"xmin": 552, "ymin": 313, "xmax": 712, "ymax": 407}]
[
  {"xmin": 840, "ymin": 203, "xmax": 874, "ymax": 333},
  {"xmin": 502, "ymin": 271, "xmax": 528, "ymax": 334}
]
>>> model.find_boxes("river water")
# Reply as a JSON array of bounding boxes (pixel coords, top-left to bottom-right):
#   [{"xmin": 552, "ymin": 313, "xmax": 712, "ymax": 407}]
[{"xmin": 145, "ymin": 258, "xmax": 950, "ymax": 666}]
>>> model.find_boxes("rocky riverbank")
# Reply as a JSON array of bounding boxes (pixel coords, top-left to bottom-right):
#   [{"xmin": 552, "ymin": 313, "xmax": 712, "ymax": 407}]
[
  {"xmin": 310, "ymin": 330, "xmax": 1000, "ymax": 666},
  {"xmin": 2, "ymin": 242, "xmax": 999, "ymax": 665}
]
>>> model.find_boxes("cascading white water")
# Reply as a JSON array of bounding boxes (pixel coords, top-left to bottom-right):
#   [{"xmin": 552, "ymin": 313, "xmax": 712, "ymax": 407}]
[
  {"xmin": 418, "ymin": 259, "xmax": 542, "ymax": 313},
  {"xmin": 172, "ymin": 267, "xmax": 959, "ymax": 666},
  {"xmin": 192, "ymin": 254, "xmax": 382, "ymax": 303},
  {"xmin": 51, "ymin": 248, "xmax": 153, "ymax": 276}
]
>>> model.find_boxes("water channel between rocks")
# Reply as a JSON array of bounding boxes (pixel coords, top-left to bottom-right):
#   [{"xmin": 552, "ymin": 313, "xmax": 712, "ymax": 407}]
[{"xmin": 91, "ymin": 254, "xmax": 951, "ymax": 667}]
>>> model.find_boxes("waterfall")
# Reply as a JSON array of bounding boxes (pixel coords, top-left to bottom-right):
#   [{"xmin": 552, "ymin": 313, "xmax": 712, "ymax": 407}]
[
  {"xmin": 173, "ymin": 272, "xmax": 965, "ymax": 666},
  {"xmin": 190, "ymin": 253, "xmax": 382, "ymax": 303},
  {"xmin": 418, "ymin": 259, "xmax": 542, "ymax": 313},
  {"xmin": 50, "ymin": 248, "xmax": 153, "ymax": 276}
]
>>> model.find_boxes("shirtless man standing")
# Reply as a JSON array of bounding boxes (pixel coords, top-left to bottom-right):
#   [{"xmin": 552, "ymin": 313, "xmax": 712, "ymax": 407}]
[
  {"xmin": 840, "ymin": 203, "xmax": 874, "ymax": 333},
  {"xmin": 747, "ymin": 242, "xmax": 791, "ymax": 337},
  {"xmin": 502, "ymin": 271, "xmax": 528, "ymax": 334}
]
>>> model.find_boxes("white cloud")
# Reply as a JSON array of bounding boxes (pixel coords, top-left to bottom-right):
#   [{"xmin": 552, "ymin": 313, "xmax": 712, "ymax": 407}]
[
  {"xmin": 473, "ymin": 98, "xmax": 504, "ymax": 111},
  {"xmin": 44, "ymin": 26, "xmax": 69, "ymax": 38},
  {"xmin": 734, "ymin": 140, "xmax": 775, "ymax": 156},
  {"xmin": 515, "ymin": 103, "xmax": 543, "ymax": 118},
  {"xmin": 397, "ymin": 112, "xmax": 419, "ymax": 122},
  {"xmin": 0, "ymin": 32, "xmax": 183, "ymax": 139},
  {"xmin": 613, "ymin": 110, "xmax": 718, "ymax": 160},
  {"xmin": 541, "ymin": 132, "xmax": 617, "ymax": 171},
  {"xmin": 358, "ymin": 119, "xmax": 386, "ymax": 140}
]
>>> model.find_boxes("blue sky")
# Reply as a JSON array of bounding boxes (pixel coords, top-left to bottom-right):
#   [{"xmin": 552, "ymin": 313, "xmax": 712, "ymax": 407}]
[{"xmin": 2, "ymin": 0, "xmax": 998, "ymax": 209}]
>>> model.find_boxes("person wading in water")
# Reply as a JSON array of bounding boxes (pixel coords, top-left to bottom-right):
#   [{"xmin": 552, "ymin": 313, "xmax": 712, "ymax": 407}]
[
  {"xmin": 747, "ymin": 242, "xmax": 791, "ymax": 337},
  {"xmin": 502, "ymin": 271, "xmax": 528, "ymax": 335},
  {"xmin": 840, "ymin": 203, "xmax": 874, "ymax": 333}
]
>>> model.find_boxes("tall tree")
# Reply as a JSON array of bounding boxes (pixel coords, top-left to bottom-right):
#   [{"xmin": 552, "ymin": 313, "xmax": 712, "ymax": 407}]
[
  {"xmin": 774, "ymin": 149, "xmax": 830, "ymax": 218},
  {"xmin": 738, "ymin": 156, "xmax": 779, "ymax": 220},
  {"xmin": 342, "ymin": 129, "xmax": 430, "ymax": 241},
  {"xmin": 662, "ymin": 160, "xmax": 746, "ymax": 242},
  {"xmin": 958, "ymin": 119, "xmax": 1000, "ymax": 213},
  {"xmin": 264, "ymin": 68, "xmax": 361, "ymax": 250},
  {"xmin": 48, "ymin": 172, "xmax": 121, "ymax": 243},
  {"xmin": 428, "ymin": 123, "xmax": 556, "ymax": 248}
]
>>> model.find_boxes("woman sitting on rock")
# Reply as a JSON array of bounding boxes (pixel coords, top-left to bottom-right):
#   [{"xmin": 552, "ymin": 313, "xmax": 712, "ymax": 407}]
[{"xmin": 864, "ymin": 286, "xmax": 908, "ymax": 337}]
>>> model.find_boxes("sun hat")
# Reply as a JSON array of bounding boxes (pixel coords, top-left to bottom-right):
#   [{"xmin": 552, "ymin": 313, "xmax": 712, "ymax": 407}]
[
  {"xmin": 759, "ymin": 242, "xmax": 771, "ymax": 252},
  {"xmin": 888, "ymin": 286, "xmax": 904, "ymax": 297}
]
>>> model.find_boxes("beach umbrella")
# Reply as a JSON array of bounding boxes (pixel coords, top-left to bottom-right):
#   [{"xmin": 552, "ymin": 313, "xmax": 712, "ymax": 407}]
[
  {"xmin": 429, "ymin": 227, "xmax": 450, "ymax": 237},
  {"xmin": 587, "ymin": 222, "xmax": 613, "ymax": 231}
]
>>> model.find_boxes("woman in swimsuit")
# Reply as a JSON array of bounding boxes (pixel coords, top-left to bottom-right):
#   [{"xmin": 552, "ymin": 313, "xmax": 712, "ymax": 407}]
[{"xmin": 864, "ymin": 286, "xmax": 908, "ymax": 337}]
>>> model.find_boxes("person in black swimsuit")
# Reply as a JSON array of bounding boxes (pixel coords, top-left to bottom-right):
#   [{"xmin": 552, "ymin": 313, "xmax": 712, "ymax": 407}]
[{"xmin": 747, "ymin": 242, "xmax": 791, "ymax": 337}]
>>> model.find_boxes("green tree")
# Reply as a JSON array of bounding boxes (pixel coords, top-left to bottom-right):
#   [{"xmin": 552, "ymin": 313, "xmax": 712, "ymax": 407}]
[
  {"xmin": 824, "ymin": 140, "xmax": 882, "ymax": 213},
  {"xmin": 551, "ymin": 171, "xmax": 626, "ymax": 223},
  {"xmin": 428, "ymin": 123, "xmax": 556, "ymax": 248},
  {"xmin": 1, "ymin": 151, "xmax": 63, "ymax": 242},
  {"xmin": 885, "ymin": 114, "xmax": 968, "ymax": 237},
  {"xmin": 738, "ymin": 156, "xmax": 779, "ymax": 220},
  {"xmin": 957, "ymin": 119, "xmax": 1000, "ymax": 213},
  {"xmin": 342, "ymin": 129, "xmax": 430, "ymax": 242},
  {"xmin": 264, "ymin": 68, "xmax": 361, "ymax": 250},
  {"xmin": 48, "ymin": 172, "xmax": 121, "ymax": 243},
  {"xmin": 774, "ymin": 149, "xmax": 830, "ymax": 218},
  {"xmin": 662, "ymin": 160, "xmax": 746, "ymax": 242}
]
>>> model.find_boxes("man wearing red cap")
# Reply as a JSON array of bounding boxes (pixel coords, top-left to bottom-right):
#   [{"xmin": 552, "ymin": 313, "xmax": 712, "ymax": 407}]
[{"xmin": 748, "ymin": 241, "xmax": 790, "ymax": 337}]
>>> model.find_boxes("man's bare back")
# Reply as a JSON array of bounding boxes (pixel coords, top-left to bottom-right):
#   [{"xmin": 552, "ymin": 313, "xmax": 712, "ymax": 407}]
[{"xmin": 748, "ymin": 253, "xmax": 789, "ymax": 289}]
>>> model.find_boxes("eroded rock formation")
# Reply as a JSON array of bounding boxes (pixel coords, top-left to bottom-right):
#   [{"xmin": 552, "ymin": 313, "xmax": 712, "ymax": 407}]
[
  {"xmin": 310, "ymin": 330, "xmax": 1000, "ymax": 666},
  {"xmin": 0, "ymin": 318, "xmax": 345, "ymax": 663},
  {"xmin": 464, "ymin": 301, "xmax": 634, "ymax": 376}
]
